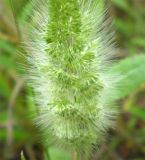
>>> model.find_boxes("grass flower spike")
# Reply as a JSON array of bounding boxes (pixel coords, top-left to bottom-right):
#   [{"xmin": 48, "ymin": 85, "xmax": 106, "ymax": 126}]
[{"xmin": 24, "ymin": 0, "xmax": 118, "ymax": 154}]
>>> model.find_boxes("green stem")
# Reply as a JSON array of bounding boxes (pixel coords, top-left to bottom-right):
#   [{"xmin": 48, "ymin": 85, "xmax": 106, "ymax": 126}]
[
  {"xmin": 45, "ymin": 148, "xmax": 51, "ymax": 160},
  {"xmin": 72, "ymin": 151, "xmax": 77, "ymax": 160}
]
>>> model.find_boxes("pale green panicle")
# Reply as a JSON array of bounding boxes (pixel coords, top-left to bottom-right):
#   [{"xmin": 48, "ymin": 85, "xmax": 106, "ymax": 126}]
[{"xmin": 23, "ymin": 0, "xmax": 117, "ymax": 154}]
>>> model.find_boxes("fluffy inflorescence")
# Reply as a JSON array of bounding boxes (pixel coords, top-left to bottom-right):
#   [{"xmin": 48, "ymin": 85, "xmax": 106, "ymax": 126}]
[{"xmin": 24, "ymin": 0, "xmax": 117, "ymax": 152}]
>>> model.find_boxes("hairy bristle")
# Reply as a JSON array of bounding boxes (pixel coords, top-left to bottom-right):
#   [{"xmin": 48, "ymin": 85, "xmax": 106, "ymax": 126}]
[{"xmin": 22, "ymin": 0, "xmax": 118, "ymax": 154}]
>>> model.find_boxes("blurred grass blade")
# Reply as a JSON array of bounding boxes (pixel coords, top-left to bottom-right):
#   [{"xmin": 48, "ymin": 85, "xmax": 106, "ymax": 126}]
[
  {"xmin": 0, "ymin": 72, "xmax": 10, "ymax": 98},
  {"xmin": 111, "ymin": 0, "xmax": 130, "ymax": 12},
  {"xmin": 111, "ymin": 54, "xmax": 145, "ymax": 100},
  {"xmin": 0, "ymin": 54, "xmax": 17, "ymax": 70},
  {"xmin": 128, "ymin": 106, "xmax": 145, "ymax": 120},
  {"xmin": 0, "ymin": 40, "xmax": 17, "ymax": 54}
]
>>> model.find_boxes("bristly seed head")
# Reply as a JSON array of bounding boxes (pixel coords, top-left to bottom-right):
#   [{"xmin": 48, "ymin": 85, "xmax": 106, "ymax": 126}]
[{"xmin": 23, "ymin": 0, "xmax": 118, "ymax": 154}]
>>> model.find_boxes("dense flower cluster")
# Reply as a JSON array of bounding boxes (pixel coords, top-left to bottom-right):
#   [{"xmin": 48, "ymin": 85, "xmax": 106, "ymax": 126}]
[{"xmin": 24, "ymin": 0, "xmax": 117, "ymax": 153}]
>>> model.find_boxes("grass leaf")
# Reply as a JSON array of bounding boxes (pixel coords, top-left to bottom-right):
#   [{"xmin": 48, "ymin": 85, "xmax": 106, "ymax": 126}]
[{"xmin": 111, "ymin": 54, "xmax": 145, "ymax": 100}]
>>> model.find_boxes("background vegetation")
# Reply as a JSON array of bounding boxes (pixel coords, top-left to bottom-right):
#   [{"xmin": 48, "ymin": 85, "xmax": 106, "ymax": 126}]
[{"xmin": 0, "ymin": 0, "xmax": 145, "ymax": 159}]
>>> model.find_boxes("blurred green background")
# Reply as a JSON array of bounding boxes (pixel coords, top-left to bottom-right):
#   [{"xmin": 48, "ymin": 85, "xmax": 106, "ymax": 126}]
[{"xmin": 0, "ymin": 0, "xmax": 145, "ymax": 159}]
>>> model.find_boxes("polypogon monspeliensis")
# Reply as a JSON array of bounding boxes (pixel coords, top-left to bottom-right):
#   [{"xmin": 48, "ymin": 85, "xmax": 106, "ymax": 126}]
[{"xmin": 23, "ymin": 0, "xmax": 118, "ymax": 155}]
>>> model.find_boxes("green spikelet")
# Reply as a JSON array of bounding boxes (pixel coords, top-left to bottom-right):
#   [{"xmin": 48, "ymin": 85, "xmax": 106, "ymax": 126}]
[{"xmin": 23, "ymin": 0, "xmax": 117, "ymax": 155}]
